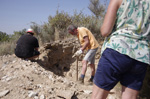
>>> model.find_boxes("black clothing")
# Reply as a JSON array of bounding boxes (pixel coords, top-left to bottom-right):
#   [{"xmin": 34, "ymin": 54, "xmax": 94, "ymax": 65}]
[{"xmin": 15, "ymin": 34, "xmax": 39, "ymax": 58}]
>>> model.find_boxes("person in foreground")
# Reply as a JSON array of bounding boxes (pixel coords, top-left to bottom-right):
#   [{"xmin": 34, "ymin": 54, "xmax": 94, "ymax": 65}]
[
  {"xmin": 91, "ymin": 0, "xmax": 150, "ymax": 98},
  {"xmin": 15, "ymin": 29, "xmax": 40, "ymax": 60},
  {"xmin": 67, "ymin": 25, "xmax": 99, "ymax": 84}
]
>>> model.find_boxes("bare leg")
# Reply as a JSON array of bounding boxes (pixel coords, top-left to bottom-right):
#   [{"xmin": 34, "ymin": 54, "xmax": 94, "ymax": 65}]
[
  {"xmin": 81, "ymin": 60, "xmax": 88, "ymax": 75},
  {"xmin": 91, "ymin": 84, "xmax": 109, "ymax": 99},
  {"xmin": 121, "ymin": 85, "xmax": 139, "ymax": 99},
  {"xmin": 89, "ymin": 64, "xmax": 95, "ymax": 76}
]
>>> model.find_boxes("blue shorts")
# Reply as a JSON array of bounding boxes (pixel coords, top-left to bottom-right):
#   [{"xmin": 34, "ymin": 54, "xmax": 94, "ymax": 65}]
[{"xmin": 94, "ymin": 48, "xmax": 148, "ymax": 91}]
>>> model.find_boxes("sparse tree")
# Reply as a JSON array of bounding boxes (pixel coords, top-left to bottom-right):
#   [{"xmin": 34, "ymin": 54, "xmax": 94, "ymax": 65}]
[
  {"xmin": 30, "ymin": 22, "xmax": 41, "ymax": 36},
  {"xmin": 48, "ymin": 10, "xmax": 72, "ymax": 40},
  {"xmin": 88, "ymin": 0, "xmax": 105, "ymax": 19}
]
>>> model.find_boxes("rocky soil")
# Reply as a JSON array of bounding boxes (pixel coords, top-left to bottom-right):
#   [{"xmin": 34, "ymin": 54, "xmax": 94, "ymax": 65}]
[{"xmin": 0, "ymin": 38, "xmax": 130, "ymax": 99}]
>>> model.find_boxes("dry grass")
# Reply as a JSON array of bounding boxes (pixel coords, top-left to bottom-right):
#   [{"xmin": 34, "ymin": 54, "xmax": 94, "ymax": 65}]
[{"xmin": 0, "ymin": 41, "xmax": 16, "ymax": 56}]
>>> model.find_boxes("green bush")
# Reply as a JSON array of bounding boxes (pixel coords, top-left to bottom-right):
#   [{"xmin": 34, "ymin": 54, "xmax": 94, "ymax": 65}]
[{"xmin": 0, "ymin": 31, "xmax": 10, "ymax": 42}]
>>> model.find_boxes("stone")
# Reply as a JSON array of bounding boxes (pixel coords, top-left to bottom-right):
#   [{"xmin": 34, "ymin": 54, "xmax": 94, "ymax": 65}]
[
  {"xmin": 56, "ymin": 90, "xmax": 75, "ymax": 99},
  {"xmin": 28, "ymin": 91, "xmax": 38, "ymax": 98},
  {"xmin": 0, "ymin": 90, "xmax": 10, "ymax": 98}
]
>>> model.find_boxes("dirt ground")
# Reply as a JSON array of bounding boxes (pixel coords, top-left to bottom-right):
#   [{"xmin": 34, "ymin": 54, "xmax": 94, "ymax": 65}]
[
  {"xmin": 0, "ymin": 53, "xmax": 122, "ymax": 99},
  {"xmin": 0, "ymin": 38, "xmax": 123, "ymax": 99},
  {"xmin": 0, "ymin": 38, "xmax": 149, "ymax": 99}
]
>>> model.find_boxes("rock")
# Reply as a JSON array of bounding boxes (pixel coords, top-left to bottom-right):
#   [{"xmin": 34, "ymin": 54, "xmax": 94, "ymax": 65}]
[
  {"xmin": 83, "ymin": 90, "xmax": 92, "ymax": 94},
  {"xmin": 28, "ymin": 91, "xmax": 38, "ymax": 98},
  {"xmin": 40, "ymin": 94, "xmax": 45, "ymax": 99},
  {"xmin": 0, "ymin": 90, "xmax": 10, "ymax": 98},
  {"xmin": 56, "ymin": 90, "xmax": 75, "ymax": 99},
  {"xmin": 34, "ymin": 96, "xmax": 39, "ymax": 99},
  {"xmin": 1, "ymin": 75, "xmax": 12, "ymax": 82}
]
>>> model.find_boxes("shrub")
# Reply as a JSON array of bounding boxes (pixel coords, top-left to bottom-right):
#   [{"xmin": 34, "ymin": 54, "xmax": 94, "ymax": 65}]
[{"xmin": 0, "ymin": 41, "xmax": 16, "ymax": 56}]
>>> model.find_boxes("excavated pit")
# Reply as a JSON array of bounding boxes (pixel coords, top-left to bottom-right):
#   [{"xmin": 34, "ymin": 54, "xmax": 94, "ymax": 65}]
[
  {"xmin": 38, "ymin": 37, "xmax": 101, "ymax": 76},
  {"xmin": 38, "ymin": 38, "xmax": 82, "ymax": 75}
]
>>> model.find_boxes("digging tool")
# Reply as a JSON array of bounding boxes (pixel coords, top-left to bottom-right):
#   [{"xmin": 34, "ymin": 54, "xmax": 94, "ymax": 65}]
[
  {"xmin": 72, "ymin": 53, "xmax": 79, "ymax": 81},
  {"xmin": 76, "ymin": 56, "xmax": 79, "ymax": 81}
]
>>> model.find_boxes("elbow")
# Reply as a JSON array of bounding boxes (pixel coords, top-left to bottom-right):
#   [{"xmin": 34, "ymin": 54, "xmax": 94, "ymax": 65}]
[
  {"xmin": 101, "ymin": 32, "xmax": 108, "ymax": 37},
  {"xmin": 100, "ymin": 27, "xmax": 111, "ymax": 37}
]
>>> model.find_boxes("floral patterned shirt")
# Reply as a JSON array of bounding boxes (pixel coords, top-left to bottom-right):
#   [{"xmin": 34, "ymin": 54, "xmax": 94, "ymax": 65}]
[{"xmin": 101, "ymin": 0, "xmax": 150, "ymax": 64}]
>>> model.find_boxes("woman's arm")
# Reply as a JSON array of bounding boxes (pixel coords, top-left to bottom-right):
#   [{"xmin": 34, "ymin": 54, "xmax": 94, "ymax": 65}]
[{"xmin": 100, "ymin": 0, "xmax": 122, "ymax": 37}]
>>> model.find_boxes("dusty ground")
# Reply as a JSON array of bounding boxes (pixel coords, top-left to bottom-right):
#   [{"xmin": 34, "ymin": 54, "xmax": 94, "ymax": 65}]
[
  {"xmin": 0, "ymin": 55, "xmax": 122, "ymax": 99},
  {"xmin": 0, "ymin": 38, "xmax": 122, "ymax": 99}
]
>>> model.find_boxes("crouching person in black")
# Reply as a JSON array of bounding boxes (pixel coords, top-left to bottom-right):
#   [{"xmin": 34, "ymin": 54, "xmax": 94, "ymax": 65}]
[{"xmin": 15, "ymin": 29, "xmax": 40, "ymax": 60}]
